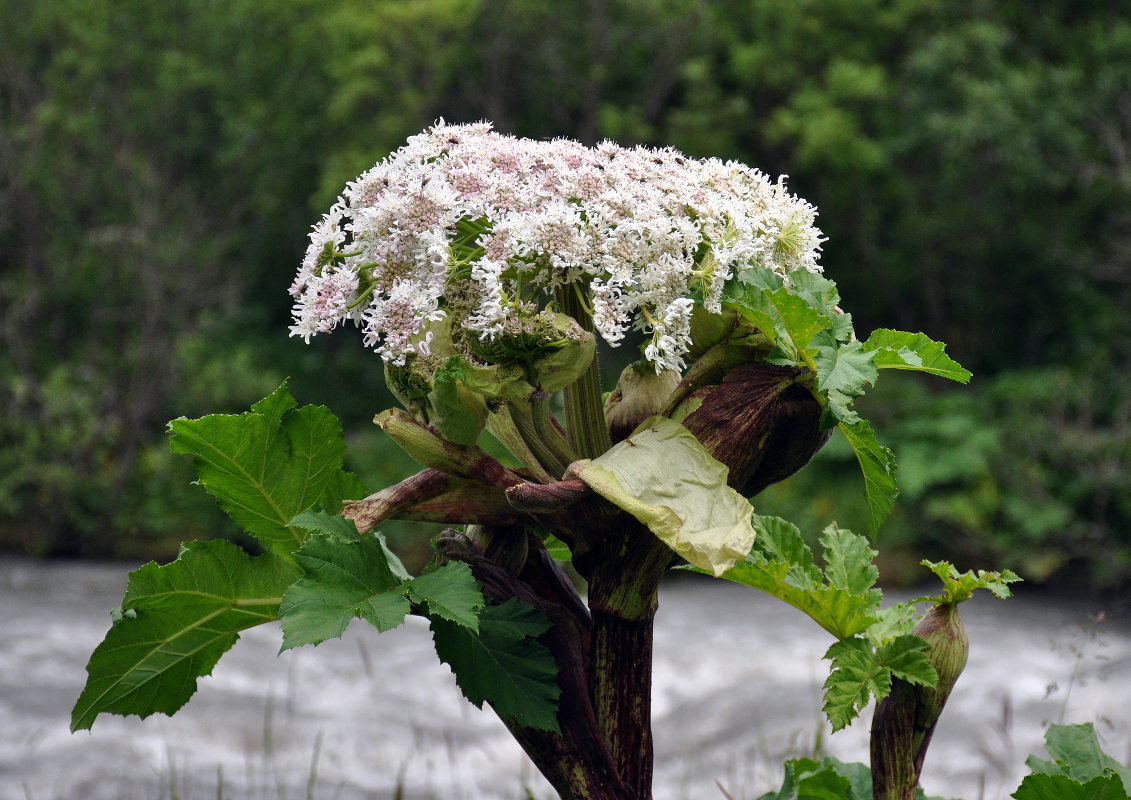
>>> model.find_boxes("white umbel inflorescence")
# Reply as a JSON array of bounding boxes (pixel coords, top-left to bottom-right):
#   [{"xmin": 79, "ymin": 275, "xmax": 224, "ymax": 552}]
[{"xmin": 290, "ymin": 120, "xmax": 825, "ymax": 371}]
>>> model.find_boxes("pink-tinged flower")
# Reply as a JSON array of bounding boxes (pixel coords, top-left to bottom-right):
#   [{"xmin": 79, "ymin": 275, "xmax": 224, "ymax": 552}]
[{"xmin": 291, "ymin": 120, "xmax": 825, "ymax": 371}]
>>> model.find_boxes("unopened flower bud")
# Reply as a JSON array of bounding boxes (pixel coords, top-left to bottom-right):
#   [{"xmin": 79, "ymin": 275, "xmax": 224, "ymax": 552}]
[
  {"xmin": 685, "ymin": 304, "xmax": 737, "ymax": 362},
  {"xmin": 675, "ymin": 361, "xmax": 829, "ymax": 497},
  {"xmin": 913, "ymin": 603, "xmax": 969, "ymax": 705},
  {"xmin": 870, "ymin": 603, "xmax": 969, "ymax": 800},
  {"xmin": 604, "ymin": 363, "xmax": 681, "ymax": 443},
  {"xmin": 466, "ymin": 310, "xmax": 595, "ymax": 393}
]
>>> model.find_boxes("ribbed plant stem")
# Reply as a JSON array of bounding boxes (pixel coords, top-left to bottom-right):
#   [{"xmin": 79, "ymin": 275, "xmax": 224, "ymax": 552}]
[
  {"xmin": 586, "ymin": 527, "xmax": 672, "ymax": 800},
  {"xmin": 556, "ymin": 284, "xmax": 612, "ymax": 460},
  {"xmin": 510, "ymin": 401, "xmax": 570, "ymax": 479},
  {"xmin": 532, "ymin": 391, "xmax": 580, "ymax": 473}
]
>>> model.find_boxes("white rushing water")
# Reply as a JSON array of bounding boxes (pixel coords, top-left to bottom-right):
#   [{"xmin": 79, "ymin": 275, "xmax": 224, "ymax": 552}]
[{"xmin": 1, "ymin": 557, "xmax": 1128, "ymax": 800}]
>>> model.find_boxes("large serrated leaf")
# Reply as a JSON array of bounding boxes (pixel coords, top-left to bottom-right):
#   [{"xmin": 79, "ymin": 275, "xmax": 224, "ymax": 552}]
[
  {"xmin": 1027, "ymin": 723, "xmax": 1131, "ymax": 785},
  {"xmin": 823, "ymin": 637, "xmax": 890, "ymax": 732},
  {"xmin": 861, "ymin": 329, "xmax": 972, "ymax": 384},
  {"xmin": 278, "ymin": 531, "xmax": 414, "ymax": 650},
  {"xmin": 431, "ymin": 599, "xmax": 560, "ymax": 733},
  {"xmin": 813, "ymin": 334, "xmax": 878, "ymax": 427},
  {"xmin": 821, "ymin": 524, "xmax": 880, "ymax": 595},
  {"xmin": 786, "ymin": 270, "xmax": 842, "ymax": 317},
  {"xmin": 71, "ymin": 540, "xmax": 300, "ymax": 731},
  {"xmin": 727, "ymin": 276, "xmax": 832, "ymax": 359},
  {"xmin": 875, "ymin": 635, "xmax": 936, "ymax": 686},
  {"xmin": 406, "ymin": 563, "xmax": 485, "ymax": 630},
  {"xmin": 837, "ymin": 419, "xmax": 899, "ymax": 537},
  {"xmin": 821, "ymin": 634, "xmax": 935, "ymax": 732},
  {"xmin": 708, "ymin": 516, "xmax": 881, "ymax": 639},
  {"xmin": 865, "ymin": 603, "xmax": 919, "ymax": 647},
  {"xmin": 1011, "ymin": 773, "xmax": 1128, "ymax": 800},
  {"xmin": 575, "ymin": 416, "xmax": 756, "ymax": 576},
  {"xmin": 168, "ymin": 382, "xmax": 361, "ymax": 557}
]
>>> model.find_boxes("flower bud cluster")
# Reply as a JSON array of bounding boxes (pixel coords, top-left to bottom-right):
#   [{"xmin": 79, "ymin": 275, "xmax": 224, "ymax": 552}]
[{"xmin": 290, "ymin": 120, "xmax": 825, "ymax": 372}]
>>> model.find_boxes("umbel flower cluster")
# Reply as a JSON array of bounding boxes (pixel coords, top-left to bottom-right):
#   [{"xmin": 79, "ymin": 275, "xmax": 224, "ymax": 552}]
[{"xmin": 289, "ymin": 120, "xmax": 825, "ymax": 373}]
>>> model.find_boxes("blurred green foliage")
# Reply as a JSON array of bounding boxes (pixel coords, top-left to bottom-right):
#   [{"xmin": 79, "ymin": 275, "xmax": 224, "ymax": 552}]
[{"xmin": 1, "ymin": 0, "xmax": 1127, "ymax": 591}]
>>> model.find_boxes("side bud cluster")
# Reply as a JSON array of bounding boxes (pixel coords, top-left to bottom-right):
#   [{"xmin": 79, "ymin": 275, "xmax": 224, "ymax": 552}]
[{"xmin": 675, "ymin": 361, "xmax": 830, "ymax": 498}]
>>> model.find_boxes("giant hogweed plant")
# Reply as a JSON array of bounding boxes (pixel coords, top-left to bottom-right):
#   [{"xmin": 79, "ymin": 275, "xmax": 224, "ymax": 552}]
[{"xmin": 74, "ymin": 123, "xmax": 1023, "ymax": 800}]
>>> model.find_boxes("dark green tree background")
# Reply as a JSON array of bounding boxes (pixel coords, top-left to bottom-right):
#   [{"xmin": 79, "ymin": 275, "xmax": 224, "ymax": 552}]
[{"xmin": 2, "ymin": 0, "xmax": 1127, "ymax": 591}]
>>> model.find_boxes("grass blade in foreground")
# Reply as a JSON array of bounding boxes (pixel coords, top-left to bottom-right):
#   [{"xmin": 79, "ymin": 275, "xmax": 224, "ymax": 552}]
[{"xmin": 72, "ymin": 540, "xmax": 300, "ymax": 731}]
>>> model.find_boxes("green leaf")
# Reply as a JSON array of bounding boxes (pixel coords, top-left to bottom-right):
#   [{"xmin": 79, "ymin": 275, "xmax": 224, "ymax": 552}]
[
  {"xmin": 574, "ymin": 416, "xmax": 756, "ymax": 576},
  {"xmin": 71, "ymin": 540, "xmax": 300, "ymax": 731},
  {"xmin": 682, "ymin": 516, "xmax": 920, "ymax": 731},
  {"xmin": 708, "ymin": 517, "xmax": 881, "ymax": 639},
  {"xmin": 1011, "ymin": 773, "xmax": 1128, "ymax": 800},
  {"xmin": 405, "ymin": 562, "xmax": 485, "ymax": 629},
  {"xmin": 920, "ymin": 559, "xmax": 1022, "ymax": 605},
  {"xmin": 831, "ymin": 311, "xmax": 856, "ymax": 343},
  {"xmin": 168, "ymin": 382, "xmax": 361, "ymax": 558},
  {"xmin": 837, "ymin": 419, "xmax": 899, "ymax": 537},
  {"xmin": 1027, "ymin": 723, "xmax": 1131, "ymax": 785},
  {"xmin": 876, "ymin": 635, "xmax": 937, "ymax": 687},
  {"xmin": 318, "ymin": 469, "xmax": 372, "ymax": 515},
  {"xmin": 431, "ymin": 598, "xmax": 560, "ymax": 733},
  {"xmin": 758, "ymin": 515, "xmax": 823, "ymax": 589},
  {"xmin": 861, "ymin": 329, "xmax": 972, "ymax": 384},
  {"xmin": 787, "ymin": 270, "xmax": 843, "ymax": 318},
  {"xmin": 821, "ymin": 524, "xmax": 879, "ymax": 595},
  {"xmin": 822, "ymin": 635, "xmax": 934, "ymax": 732},
  {"xmin": 540, "ymin": 533, "xmax": 573, "ymax": 562},
  {"xmin": 279, "ymin": 503, "xmax": 485, "ymax": 651},
  {"xmin": 864, "ymin": 603, "xmax": 919, "ymax": 647},
  {"xmin": 813, "ymin": 335, "xmax": 879, "ymax": 427},
  {"xmin": 725, "ymin": 267, "xmax": 833, "ymax": 358},
  {"xmin": 289, "ymin": 510, "xmax": 412, "ymax": 581},
  {"xmin": 278, "ymin": 532, "xmax": 413, "ymax": 650},
  {"xmin": 289, "ymin": 509, "xmax": 364, "ymax": 541},
  {"xmin": 822, "ymin": 637, "xmax": 891, "ymax": 732},
  {"xmin": 427, "ymin": 357, "xmax": 489, "ymax": 445},
  {"xmin": 757, "ymin": 758, "xmax": 957, "ymax": 800},
  {"xmin": 755, "ymin": 756, "xmax": 853, "ymax": 800}
]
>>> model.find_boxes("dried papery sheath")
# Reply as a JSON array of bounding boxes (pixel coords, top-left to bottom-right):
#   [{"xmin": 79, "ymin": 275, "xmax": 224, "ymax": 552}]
[{"xmin": 290, "ymin": 120, "xmax": 825, "ymax": 372}]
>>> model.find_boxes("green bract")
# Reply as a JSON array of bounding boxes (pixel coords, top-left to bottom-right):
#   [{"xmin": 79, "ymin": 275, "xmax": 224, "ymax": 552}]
[
  {"xmin": 574, "ymin": 416, "xmax": 756, "ymax": 576},
  {"xmin": 465, "ymin": 309, "xmax": 596, "ymax": 393}
]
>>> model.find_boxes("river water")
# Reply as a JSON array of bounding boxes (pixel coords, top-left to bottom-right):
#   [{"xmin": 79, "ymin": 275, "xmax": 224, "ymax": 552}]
[{"xmin": 1, "ymin": 557, "xmax": 1128, "ymax": 800}]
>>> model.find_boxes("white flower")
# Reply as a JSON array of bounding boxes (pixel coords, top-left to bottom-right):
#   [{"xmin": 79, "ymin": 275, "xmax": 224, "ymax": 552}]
[
  {"xmin": 465, "ymin": 257, "xmax": 508, "ymax": 338},
  {"xmin": 290, "ymin": 121, "xmax": 825, "ymax": 371}
]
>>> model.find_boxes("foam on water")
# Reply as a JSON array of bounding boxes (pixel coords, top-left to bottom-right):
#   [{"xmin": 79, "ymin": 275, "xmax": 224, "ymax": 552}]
[{"xmin": 2, "ymin": 558, "xmax": 1127, "ymax": 800}]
